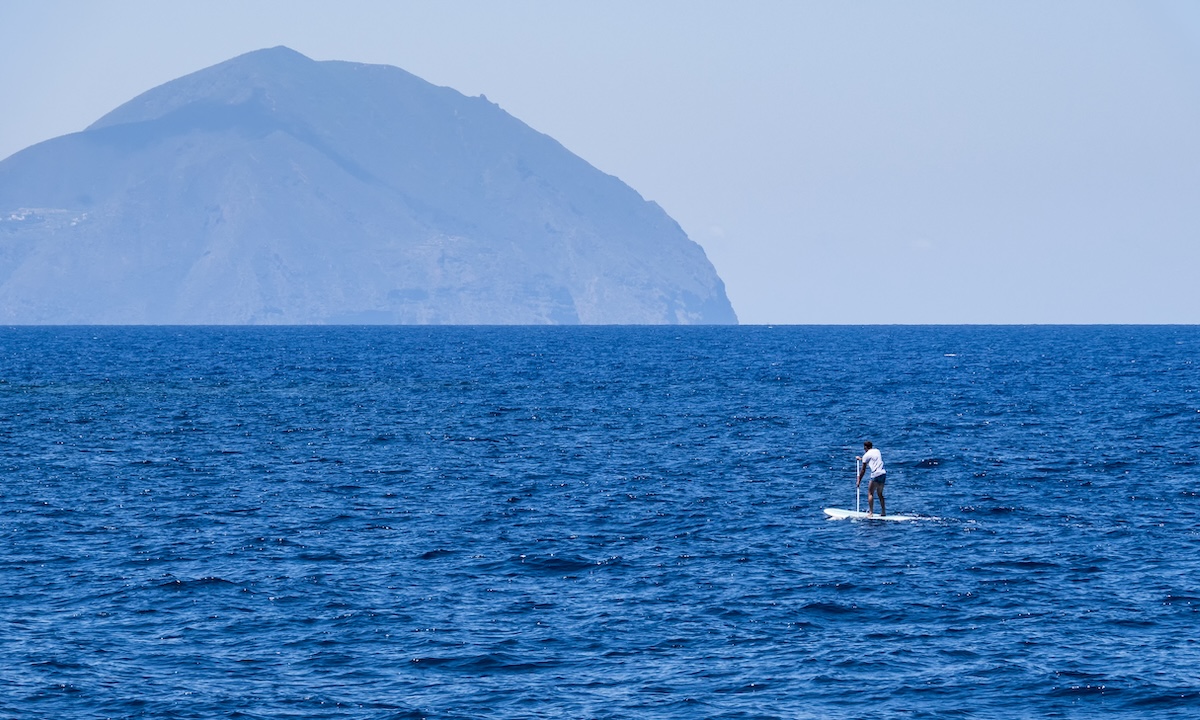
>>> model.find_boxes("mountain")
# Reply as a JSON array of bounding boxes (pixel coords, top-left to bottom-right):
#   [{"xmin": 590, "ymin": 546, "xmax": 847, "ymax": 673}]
[{"xmin": 0, "ymin": 47, "xmax": 737, "ymax": 325}]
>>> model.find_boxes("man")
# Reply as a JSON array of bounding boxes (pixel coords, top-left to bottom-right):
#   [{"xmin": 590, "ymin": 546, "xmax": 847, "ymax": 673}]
[{"xmin": 856, "ymin": 441, "xmax": 887, "ymax": 517}]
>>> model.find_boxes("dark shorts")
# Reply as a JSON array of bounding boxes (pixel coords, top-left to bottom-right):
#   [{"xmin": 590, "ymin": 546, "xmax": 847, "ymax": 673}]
[{"xmin": 869, "ymin": 473, "xmax": 886, "ymax": 486}]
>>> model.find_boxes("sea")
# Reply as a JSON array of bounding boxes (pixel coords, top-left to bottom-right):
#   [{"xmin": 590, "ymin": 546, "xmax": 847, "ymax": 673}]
[{"xmin": 1, "ymin": 325, "xmax": 1197, "ymax": 719}]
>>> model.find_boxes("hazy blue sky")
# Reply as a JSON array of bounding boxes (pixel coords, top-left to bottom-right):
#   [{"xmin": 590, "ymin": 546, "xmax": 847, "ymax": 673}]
[{"xmin": 3, "ymin": 0, "xmax": 1199, "ymax": 323}]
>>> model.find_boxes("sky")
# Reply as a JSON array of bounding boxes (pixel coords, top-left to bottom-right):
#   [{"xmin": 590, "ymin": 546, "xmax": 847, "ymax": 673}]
[{"xmin": 3, "ymin": 0, "xmax": 1199, "ymax": 324}]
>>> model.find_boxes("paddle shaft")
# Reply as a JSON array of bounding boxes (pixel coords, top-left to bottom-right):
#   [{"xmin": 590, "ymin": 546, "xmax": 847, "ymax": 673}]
[{"xmin": 855, "ymin": 458, "xmax": 861, "ymax": 512}]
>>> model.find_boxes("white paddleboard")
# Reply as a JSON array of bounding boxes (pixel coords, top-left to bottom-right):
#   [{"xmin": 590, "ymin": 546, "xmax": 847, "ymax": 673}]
[{"xmin": 823, "ymin": 508, "xmax": 921, "ymax": 521}]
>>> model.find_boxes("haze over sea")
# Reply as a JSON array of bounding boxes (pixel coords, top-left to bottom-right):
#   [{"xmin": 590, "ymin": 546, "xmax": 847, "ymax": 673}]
[{"xmin": 2, "ymin": 325, "xmax": 1197, "ymax": 718}]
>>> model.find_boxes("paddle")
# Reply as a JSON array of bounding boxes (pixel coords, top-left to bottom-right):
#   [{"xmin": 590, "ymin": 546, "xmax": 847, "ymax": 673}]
[{"xmin": 855, "ymin": 456, "xmax": 861, "ymax": 513}]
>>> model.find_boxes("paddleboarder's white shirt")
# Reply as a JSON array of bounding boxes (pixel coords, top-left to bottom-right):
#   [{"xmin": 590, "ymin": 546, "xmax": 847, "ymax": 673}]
[{"xmin": 863, "ymin": 448, "xmax": 885, "ymax": 478}]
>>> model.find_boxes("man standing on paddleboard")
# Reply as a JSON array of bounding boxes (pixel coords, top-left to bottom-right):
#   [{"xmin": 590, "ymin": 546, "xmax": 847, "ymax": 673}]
[{"xmin": 857, "ymin": 441, "xmax": 887, "ymax": 517}]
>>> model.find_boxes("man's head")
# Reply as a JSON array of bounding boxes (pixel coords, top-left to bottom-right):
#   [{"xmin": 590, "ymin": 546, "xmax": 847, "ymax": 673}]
[{"xmin": 863, "ymin": 441, "xmax": 873, "ymax": 450}]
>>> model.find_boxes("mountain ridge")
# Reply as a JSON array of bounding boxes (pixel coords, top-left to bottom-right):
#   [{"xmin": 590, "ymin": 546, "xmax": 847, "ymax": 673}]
[{"xmin": 0, "ymin": 47, "xmax": 737, "ymax": 324}]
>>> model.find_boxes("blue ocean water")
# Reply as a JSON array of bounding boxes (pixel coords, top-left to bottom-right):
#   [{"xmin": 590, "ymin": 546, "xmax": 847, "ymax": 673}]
[{"xmin": 1, "ymin": 325, "xmax": 1197, "ymax": 719}]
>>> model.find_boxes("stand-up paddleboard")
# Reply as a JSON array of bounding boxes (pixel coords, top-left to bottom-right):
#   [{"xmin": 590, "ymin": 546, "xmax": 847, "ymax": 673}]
[
  {"xmin": 823, "ymin": 507, "xmax": 919, "ymax": 521},
  {"xmin": 822, "ymin": 456, "xmax": 929, "ymax": 521}
]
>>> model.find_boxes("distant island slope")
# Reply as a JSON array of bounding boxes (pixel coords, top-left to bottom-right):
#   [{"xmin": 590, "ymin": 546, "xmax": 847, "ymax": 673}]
[{"xmin": 0, "ymin": 47, "xmax": 737, "ymax": 324}]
